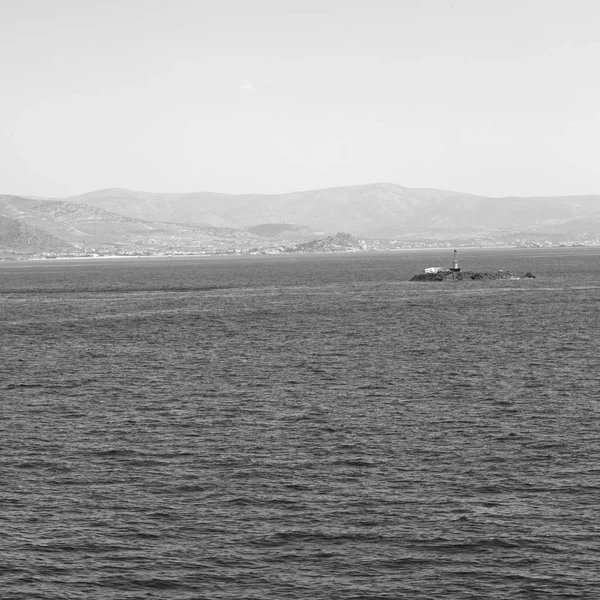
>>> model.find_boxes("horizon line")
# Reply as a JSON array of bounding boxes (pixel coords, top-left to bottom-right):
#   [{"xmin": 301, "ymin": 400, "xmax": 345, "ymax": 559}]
[{"xmin": 6, "ymin": 181, "xmax": 600, "ymax": 201}]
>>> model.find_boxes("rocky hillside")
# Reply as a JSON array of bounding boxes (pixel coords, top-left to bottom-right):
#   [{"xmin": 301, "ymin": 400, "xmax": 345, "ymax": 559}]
[
  {"xmin": 0, "ymin": 194, "xmax": 328, "ymax": 258},
  {"xmin": 246, "ymin": 223, "xmax": 327, "ymax": 241},
  {"xmin": 0, "ymin": 214, "xmax": 72, "ymax": 256},
  {"xmin": 290, "ymin": 232, "xmax": 370, "ymax": 253}
]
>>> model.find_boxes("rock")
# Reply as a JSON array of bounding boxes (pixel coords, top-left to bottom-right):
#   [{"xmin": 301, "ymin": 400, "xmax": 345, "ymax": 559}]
[
  {"xmin": 523, "ymin": 272, "xmax": 536, "ymax": 278},
  {"xmin": 410, "ymin": 270, "xmax": 524, "ymax": 282},
  {"xmin": 410, "ymin": 270, "xmax": 450, "ymax": 281},
  {"xmin": 287, "ymin": 232, "xmax": 371, "ymax": 253}
]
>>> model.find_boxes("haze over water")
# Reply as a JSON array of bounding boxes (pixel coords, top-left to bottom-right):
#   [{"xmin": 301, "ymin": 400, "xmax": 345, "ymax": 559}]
[{"xmin": 2, "ymin": 248, "xmax": 599, "ymax": 599}]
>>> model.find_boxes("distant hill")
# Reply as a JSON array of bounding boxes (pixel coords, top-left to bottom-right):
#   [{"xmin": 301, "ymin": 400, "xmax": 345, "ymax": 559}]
[
  {"xmin": 58, "ymin": 183, "xmax": 600, "ymax": 239},
  {"xmin": 0, "ymin": 194, "xmax": 326, "ymax": 257},
  {"xmin": 290, "ymin": 232, "xmax": 370, "ymax": 253},
  {"xmin": 246, "ymin": 223, "xmax": 327, "ymax": 240},
  {"xmin": 3, "ymin": 183, "xmax": 600, "ymax": 257}
]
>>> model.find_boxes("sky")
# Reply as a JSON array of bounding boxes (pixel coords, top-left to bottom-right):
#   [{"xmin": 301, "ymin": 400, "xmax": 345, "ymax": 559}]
[{"xmin": 1, "ymin": 0, "xmax": 600, "ymax": 198}]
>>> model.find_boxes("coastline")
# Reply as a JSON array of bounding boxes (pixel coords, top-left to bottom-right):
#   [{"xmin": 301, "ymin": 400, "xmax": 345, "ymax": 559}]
[{"xmin": 2, "ymin": 244, "xmax": 600, "ymax": 266}]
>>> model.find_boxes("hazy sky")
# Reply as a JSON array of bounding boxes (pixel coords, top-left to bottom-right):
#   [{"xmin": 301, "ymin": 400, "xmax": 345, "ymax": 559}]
[{"xmin": 2, "ymin": 0, "xmax": 599, "ymax": 197}]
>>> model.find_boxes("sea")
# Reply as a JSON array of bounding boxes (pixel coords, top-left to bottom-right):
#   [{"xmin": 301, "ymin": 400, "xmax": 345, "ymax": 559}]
[{"xmin": 1, "ymin": 247, "xmax": 599, "ymax": 599}]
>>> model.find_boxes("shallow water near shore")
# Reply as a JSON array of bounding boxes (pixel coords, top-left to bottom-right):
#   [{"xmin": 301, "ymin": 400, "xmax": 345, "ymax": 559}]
[{"xmin": 2, "ymin": 248, "xmax": 600, "ymax": 599}]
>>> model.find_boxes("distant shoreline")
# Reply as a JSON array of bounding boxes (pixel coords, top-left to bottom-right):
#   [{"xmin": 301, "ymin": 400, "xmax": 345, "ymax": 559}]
[{"xmin": 2, "ymin": 244, "xmax": 599, "ymax": 265}]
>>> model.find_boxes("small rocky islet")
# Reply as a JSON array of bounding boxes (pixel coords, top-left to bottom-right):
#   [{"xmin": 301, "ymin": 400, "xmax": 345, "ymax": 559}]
[
  {"xmin": 410, "ymin": 269, "xmax": 536, "ymax": 281},
  {"xmin": 410, "ymin": 251, "xmax": 536, "ymax": 281}
]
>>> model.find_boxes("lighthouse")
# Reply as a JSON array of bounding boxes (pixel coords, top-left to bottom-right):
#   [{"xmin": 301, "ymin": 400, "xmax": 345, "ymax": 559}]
[{"xmin": 450, "ymin": 249, "xmax": 461, "ymax": 272}]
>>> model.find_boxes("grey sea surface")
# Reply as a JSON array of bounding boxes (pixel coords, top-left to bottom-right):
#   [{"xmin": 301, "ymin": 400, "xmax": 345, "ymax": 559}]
[{"xmin": 1, "ymin": 248, "xmax": 600, "ymax": 599}]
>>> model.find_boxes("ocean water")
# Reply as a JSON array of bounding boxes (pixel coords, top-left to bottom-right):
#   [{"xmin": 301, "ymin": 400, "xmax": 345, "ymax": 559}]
[{"xmin": 1, "ymin": 248, "xmax": 600, "ymax": 599}]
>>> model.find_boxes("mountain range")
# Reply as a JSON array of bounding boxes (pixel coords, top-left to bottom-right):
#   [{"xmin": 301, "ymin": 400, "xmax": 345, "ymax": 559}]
[{"xmin": 1, "ymin": 183, "xmax": 599, "ymax": 258}]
